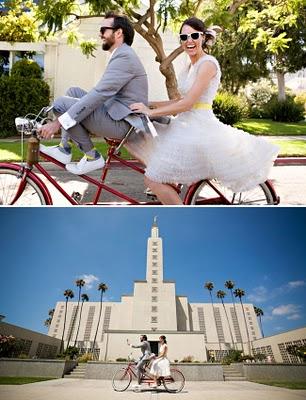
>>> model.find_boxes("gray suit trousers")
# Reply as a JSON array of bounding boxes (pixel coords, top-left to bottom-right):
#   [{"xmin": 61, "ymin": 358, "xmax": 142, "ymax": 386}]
[{"xmin": 53, "ymin": 87, "xmax": 131, "ymax": 152}]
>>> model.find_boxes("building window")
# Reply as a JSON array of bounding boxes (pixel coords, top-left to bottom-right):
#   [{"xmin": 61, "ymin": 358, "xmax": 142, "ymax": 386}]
[
  {"xmin": 152, "ymin": 278, "xmax": 158, "ymax": 283},
  {"xmin": 152, "ymin": 248, "xmax": 158, "ymax": 253},
  {"xmin": 54, "ymin": 329, "xmax": 58, "ymax": 333},
  {"xmin": 152, "ymin": 255, "xmax": 157, "ymax": 260},
  {"xmin": 152, "ymin": 270, "xmax": 158, "ymax": 275},
  {"xmin": 152, "ymin": 262, "xmax": 158, "ymax": 267},
  {"xmin": 152, "ymin": 287, "xmax": 158, "ymax": 293},
  {"xmin": 151, "ymin": 317, "xmax": 157, "ymax": 323},
  {"xmin": 152, "ymin": 306, "xmax": 157, "ymax": 312},
  {"xmin": 152, "ymin": 241, "xmax": 158, "ymax": 245},
  {"xmin": 152, "ymin": 296, "xmax": 158, "ymax": 302}
]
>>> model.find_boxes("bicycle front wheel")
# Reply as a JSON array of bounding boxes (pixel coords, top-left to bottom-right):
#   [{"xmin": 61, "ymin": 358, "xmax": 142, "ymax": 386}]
[
  {"xmin": 189, "ymin": 180, "xmax": 275, "ymax": 205},
  {"xmin": 163, "ymin": 369, "xmax": 185, "ymax": 393},
  {"xmin": 112, "ymin": 368, "xmax": 132, "ymax": 392},
  {"xmin": 0, "ymin": 166, "xmax": 48, "ymax": 205}
]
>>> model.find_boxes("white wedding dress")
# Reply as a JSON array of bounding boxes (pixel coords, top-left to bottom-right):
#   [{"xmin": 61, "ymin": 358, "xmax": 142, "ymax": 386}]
[
  {"xmin": 150, "ymin": 344, "xmax": 170, "ymax": 377},
  {"xmin": 127, "ymin": 54, "xmax": 279, "ymax": 192}
]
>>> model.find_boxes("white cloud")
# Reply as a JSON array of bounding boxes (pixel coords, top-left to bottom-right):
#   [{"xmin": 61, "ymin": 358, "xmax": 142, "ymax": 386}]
[
  {"xmin": 272, "ymin": 304, "xmax": 302, "ymax": 319},
  {"xmin": 79, "ymin": 274, "xmax": 99, "ymax": 290},
  {"xmin": 247, "ymin": 286, "xmax": 269, "ymax": 303},
  {"xmin": 287, "ymin": 280, "xmax": 305, "ymax": 289},
  {"xmin": 287, "ymin": 314, "xmax": 302, "ymax": 320},
  {"xmin": 247, "ymin": 280, "xmax": 305, "ymax": 303}
]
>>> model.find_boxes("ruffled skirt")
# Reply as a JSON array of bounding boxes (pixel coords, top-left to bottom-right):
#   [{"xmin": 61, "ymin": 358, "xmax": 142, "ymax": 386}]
[
  {"xmin": 150, "ymin": 357, "xmax": 171, "ymax": 377},
  {"xmin": 126, "ymin": 109, "xmax": 279, "ymax": 193}
]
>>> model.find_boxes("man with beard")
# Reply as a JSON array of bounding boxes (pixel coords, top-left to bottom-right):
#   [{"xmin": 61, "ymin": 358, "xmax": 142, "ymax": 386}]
[{"xmin": 39, "ymin": 12, "xmax": 149, "ymax": 175}]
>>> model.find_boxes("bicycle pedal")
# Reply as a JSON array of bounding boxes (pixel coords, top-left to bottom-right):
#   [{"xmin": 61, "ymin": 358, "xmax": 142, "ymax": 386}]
[{"xmin": 71, "ymin": 191, "xmax": 82, "ymax": 203}]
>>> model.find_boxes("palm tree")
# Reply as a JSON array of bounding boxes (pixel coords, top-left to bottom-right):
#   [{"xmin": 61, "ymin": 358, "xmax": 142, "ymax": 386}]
[
  {"xmin": 234, "ymin": 288, "xmax": 251, "ymax": 355},
  {"xmin": 48, "ymin": 308, "xmax": 55, "ymax": 318},
  {"xmin": 254, "ymin": 306, "xmax": 264, "ymax": 338},
  {"xmin": 204, "ymin": 281, "xmax": 221, "ymax": 355},
  {"xmin": 60, "ymin": 289, "xmax": 74, "ymax": 354},
  {"xmin": 44, "ymin": 317, "xmax": 52, "ymax": 328},
  {"xmin": 225, "ymin": 280, "xmax": 241, "ymax": 348},
  {"xmin": 216, "ymin": 290, "xmax": 235, "ymax": 349},
  {"xmin": 66, "ymin": 279, "xmax": 85, "ymax": 349},
  {"xmin": 91, "ymin": 283, "xmax": 108, "ymax": 359},
  {"xmin": 74, "ymin": 293, "xmax": 89, "ymax": 347}
]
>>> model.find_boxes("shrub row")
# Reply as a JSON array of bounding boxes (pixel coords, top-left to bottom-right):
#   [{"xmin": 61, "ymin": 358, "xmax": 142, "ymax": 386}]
[{"xmin": 0, "ymin": 60, "xmax": 50, "ymax": 138}]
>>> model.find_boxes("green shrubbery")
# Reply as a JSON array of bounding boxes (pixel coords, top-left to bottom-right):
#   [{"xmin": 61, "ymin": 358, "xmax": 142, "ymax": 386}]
[
  {"xmin": 0, "ymin": 60, "xmax": 50, "ymax": 138},
  {"xmin": 213, "ymin": 92, "xmax": 249, "ymax": 125},
  {"xmin": 265, "ymin": 95, "xmax": 305, "ymax": 122}
]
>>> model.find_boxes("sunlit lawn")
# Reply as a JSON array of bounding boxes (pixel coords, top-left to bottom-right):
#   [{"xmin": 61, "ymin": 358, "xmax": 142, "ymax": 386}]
[
  {"xmin": 0, "ymin": 376, "xmax": 57, "ymax": 385},
  {"xmin": 235, "ymin": 119, "xmax": 306, "ymax": 136},
  {"xmin": 252, "ymin": 381, "xmax": 306, "ymax": 390}
]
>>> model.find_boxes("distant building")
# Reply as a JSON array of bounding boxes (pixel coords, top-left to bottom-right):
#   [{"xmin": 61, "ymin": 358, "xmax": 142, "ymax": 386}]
[
  {"xmin": 0, "ymin": 321, "xmax": 61, "ymax": 359},
  {"xmin": 49, "ymin": 219, "xmax": 265, "ymax": 362}
]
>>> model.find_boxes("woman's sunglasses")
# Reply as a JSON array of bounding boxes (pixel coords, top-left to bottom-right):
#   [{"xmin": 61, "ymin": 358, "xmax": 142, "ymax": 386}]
[
  {"xmin": 179, "ymin": 32, "xmax": 203, "ymax": 41},
  {"xmin": 100, "ymin": 26, "xmax": 116, "ymax": 35}
]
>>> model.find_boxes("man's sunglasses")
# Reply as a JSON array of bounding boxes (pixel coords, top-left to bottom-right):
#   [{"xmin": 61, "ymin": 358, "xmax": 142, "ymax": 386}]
[
  {"xmin": 179, "ymin": 32, "xmax": 203, "ymax": 41},
  {"xmin": 100, "ymin": 26, "xmax": 116, "ymax": 35}
]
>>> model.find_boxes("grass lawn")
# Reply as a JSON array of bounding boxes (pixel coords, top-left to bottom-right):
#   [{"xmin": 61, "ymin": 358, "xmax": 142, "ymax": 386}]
[
  {"xmin": 271, "ymin": 140, "xmax": 306, "ymax": 157},
  {"xmin": 252, "ymin": 381, "xmax": 306, "ymax": 390},
  {"xmin": 234, "ymin": 119, "xmax": 306, "ymax": 136},
  {"xmin": 0, "ymin": 376, "xmax": 57, "ymax": 385},
  {"xmin": 0, "ymin": 140, "xmax": 132, "ymax": 162}
]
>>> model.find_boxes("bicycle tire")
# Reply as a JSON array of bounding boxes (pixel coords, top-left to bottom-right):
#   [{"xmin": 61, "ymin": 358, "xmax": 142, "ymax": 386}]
[
  {"xmin": 112, "ymin": 368, "xmax": 132, "ymax": 392},
  {"xmin": 163, "ymin": 368, "xmax": 185, "ymax": 393},
  {"xmin": 0, "ymin": 166, "xmax": 48, "ymax": 205},
  {"xmin": 188, "ymin": 180, "xmax": 275, "ymax": 205}
]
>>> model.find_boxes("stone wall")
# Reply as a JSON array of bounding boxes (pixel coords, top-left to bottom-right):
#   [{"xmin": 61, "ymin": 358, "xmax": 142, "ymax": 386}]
[
  {"xmin": 243, "ymin": 364, "xmax": 306, "ymax": 381},
  {"xmin": 85, "ymin": 362, "xmax": 224, "ymax": 381},
  {"xmin": 0, "ymin": 359, "xmax": 77, "ymax": 377}
]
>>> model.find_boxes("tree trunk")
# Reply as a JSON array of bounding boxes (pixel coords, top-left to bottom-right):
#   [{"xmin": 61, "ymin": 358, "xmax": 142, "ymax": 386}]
[
  {"xmin": 276, "ymin": 70, "xmax": 286, "ymax": 101},
  {"xmin": 91, "ymin": 292, "xmax": 103, "ymax": 359},
  {"xmin": 74, "ymin": 301, "xmax": 84, "ymax": 347},
  {"xmin": 222, "ymin": 301, "xmax": 235, "ymax": 349},
  {"xmin": 60, "ymin": 299, "xmax": 68, "ymax": 354},
  {"xmin": 240, "ymin": 299, "xmax": 251, "ymax": 355}
]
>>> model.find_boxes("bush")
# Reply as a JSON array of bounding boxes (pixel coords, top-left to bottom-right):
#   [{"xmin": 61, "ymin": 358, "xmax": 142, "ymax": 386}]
[
  {"xmin": 213, "ymin": 92, "xmax": 249, "ymax": 125},
  {"xmin": 180, "ymin": 355, "xmax": 194, "ymax": 363},
  {"xmin": 0, "ymin": 74, "xmax": 50, "ymax": 137},
  {"xmin": 245, "ymin": 78, "xmax": 278, "ymax": 118},
  {"xmin": 63, "ymin": 346, "xmax": 79, "ymax": 360},
  {"xmin": 264, "ymin": 95, "xmax": 305, "ymax": 122},
  {"xmin": 78, "ymin": 353, "xmax": 93, "ymax": 363},
  {"xmin": 294, "ymin": 92, "xmax": 306, "ymax": 112},
  {"xmin": 11, "ymin": 59, "xmax": 43, "ymax": 79}
]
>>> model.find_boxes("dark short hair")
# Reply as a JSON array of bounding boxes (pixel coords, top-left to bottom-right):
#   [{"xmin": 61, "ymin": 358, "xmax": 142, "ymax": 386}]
[
  {"xmin": 141, "ymin": 334, "xmax": 147, "ymax": 341},
  {"xmin": 180, "ymin": 16, "xmax": 212, "ymax": 52},
  {"xmin": 105, "ymin": 11, "xmax": 134, "ymax": 46}
]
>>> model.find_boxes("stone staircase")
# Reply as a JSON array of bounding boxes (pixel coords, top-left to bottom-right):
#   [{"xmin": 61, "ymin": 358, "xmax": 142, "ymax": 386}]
[
  {"xmin": 64, "ymin": 363, "xmax": 86, "ymax": 379},
  {"xmin": 222, "ymin": 364, "xmax": 246, "ymax": 381}
]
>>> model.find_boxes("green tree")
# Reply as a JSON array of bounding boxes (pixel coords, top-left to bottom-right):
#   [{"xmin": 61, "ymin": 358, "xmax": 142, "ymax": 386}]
[
  {"xmin": 74, "ymin": 293, "xmax": 89, "ymax": 347},
  {"xmin": 91, "ymin": 282, "xmax": 108, "ymax": 358},
  {"xmin": 204, "ymin": 281, "xmax": 221, "ymax": 356},
  {"xmin": 234, "ymin": 288, "xmax": 251, "ymax": 356},
  {"xmin": 60, "ymin": 289, "xmax": 74, "ymax": 354},
  {"xmin": 65, "ymin": 278, "xmax": 85, "ymax": 350},
  {"xmin": 238, "ymin": 0, "xmax": 306, "ymax": 100},
  {"xmin": 216, "ymin": 290, "xmax": 235, "ymax": 349},
  {"xmin": 0, "ymin": 0, "xmax": 40, "ymax": 42},
  {"xmin": 225, "ymin": 280, "xmax": 242, "ymax": 349},
  {"xmin": 254, "ymin": 306, "xmax": 264, "ymax": 338}
]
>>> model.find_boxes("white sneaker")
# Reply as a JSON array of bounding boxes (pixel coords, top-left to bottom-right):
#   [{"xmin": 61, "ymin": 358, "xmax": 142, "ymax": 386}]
[
  {"xmin": 39, "ymin": 144, "xmax": 72, "ymax": 164},
  {"xmin": 66, "ymin": 155, "xmax": 105, "ymax": 175}
]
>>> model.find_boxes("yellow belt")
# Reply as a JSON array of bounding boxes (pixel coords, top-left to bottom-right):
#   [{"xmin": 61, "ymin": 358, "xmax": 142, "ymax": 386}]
[{"xmin": 193, "ymin": 102, "xmax": 212, "ymax": 110}]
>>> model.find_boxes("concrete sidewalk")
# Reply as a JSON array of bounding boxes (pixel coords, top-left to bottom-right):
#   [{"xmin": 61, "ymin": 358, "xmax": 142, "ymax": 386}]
[{"xmin": 0, "ymin": 379, "xmax": 306, "ymax": 400}]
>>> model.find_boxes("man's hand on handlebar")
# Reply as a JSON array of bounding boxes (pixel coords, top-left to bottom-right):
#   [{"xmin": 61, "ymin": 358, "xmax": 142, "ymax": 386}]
[
  {"xmin": 38, "ymin": 119, "xmax": 61, "ymax": 139},
  {"xmin": 129, "ymin": 103, "xmax": 151, "ymax": 116}
]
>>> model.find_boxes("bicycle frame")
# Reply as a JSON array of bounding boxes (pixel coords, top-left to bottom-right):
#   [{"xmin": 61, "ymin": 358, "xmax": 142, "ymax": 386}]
[{"xmin": 124, "ymin": 362, "xmax": 157, "ymax": 385}]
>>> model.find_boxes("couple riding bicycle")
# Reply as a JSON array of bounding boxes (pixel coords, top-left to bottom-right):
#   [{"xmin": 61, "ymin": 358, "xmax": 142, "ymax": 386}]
[
  {"xmin": 127, "ymin": 334, "xmax": 170, "ymax": 390},
  {"xmin": 37, "ymin": 12, "xmax": 279, "ymax": 205}
]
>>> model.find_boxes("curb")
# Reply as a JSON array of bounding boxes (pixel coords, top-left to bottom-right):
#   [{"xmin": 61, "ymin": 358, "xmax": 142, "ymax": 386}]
[{"xmin": 274, "ymin": 157, "xmax": 306, "ymax": 166}]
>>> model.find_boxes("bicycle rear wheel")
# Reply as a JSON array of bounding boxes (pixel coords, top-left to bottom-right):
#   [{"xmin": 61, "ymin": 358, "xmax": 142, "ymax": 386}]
[
  {"xmin": 189, "ymin": 180, "xmax": 275, "ymax": 205},
  {"xmin": 112, "ymin": 368, "xmax": 132, "ymax": 392},
  {"xmin": 163, "ymin": 369, "xmax": 185, "ymax": 393},
  {"xmin": 0, "ymin": 166, "xmax": 47, "ymax": 205}
]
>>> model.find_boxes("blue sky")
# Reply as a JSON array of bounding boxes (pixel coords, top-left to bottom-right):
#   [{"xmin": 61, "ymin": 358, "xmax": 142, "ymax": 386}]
[{"xmin": 1, "ymin": 208, "xmax": 305, "ymax": 338}]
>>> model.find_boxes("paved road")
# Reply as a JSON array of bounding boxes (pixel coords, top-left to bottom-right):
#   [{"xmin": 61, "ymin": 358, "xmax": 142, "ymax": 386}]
[
  {"xmin": 1, "ymin": 379, "xmax": 306, "ymax": 400},
  {"xmin": 33, "ymin": 164, "xmax": 306, "ymax": 206}
]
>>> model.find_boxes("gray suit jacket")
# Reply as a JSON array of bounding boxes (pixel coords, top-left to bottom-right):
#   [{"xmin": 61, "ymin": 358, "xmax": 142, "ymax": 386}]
[
  {"xmin": 131, "ymin": 340, "xmax": 152, "ymax": 360},
  {"xmin": 66, "ymin": 43, "xmax": 149, "ymax": 132}
]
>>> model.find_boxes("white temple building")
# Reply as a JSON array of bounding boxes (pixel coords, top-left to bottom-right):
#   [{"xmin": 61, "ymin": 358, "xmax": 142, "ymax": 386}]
[{"xmin": 48, "ymin": 219, "xmax": 305, "ymax": 363}]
